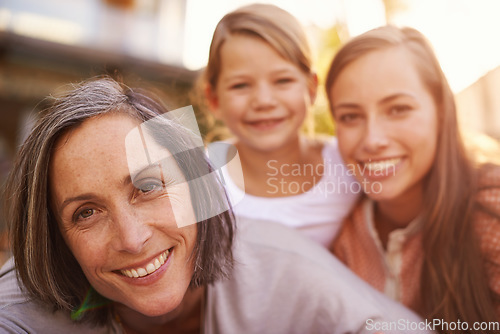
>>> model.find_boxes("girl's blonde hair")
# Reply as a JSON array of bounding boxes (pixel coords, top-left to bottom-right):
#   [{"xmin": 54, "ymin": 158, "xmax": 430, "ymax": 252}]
[
  {"xmin": 325, "ymin": 26, "xmax": 499, "ymax": 331},
  {"xmin": 205, "ymin": 3, "xmax": 313, "ymax": 89}
]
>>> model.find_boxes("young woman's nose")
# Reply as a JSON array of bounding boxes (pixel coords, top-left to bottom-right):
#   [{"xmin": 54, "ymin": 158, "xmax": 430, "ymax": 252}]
[
  {"xmin": 111, "ymin": 206, "xmax": 153, "ymax": 254},
  {"xmin": 362, "ymin": 117, "xmax": 389, "ymax": 153},
  {"xmin": 251, "ymin": 82, "xmax": 277, "ymax": 110}
]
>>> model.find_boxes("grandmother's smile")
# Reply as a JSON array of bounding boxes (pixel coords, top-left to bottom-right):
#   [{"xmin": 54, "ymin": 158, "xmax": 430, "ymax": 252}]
[
  {"xmin": 118, "ymin": 248, "xmax": 173, "ymax": 278},
  {"xmin": 50, "ymin": 111, "xmax": 199, "ymax": 316}
]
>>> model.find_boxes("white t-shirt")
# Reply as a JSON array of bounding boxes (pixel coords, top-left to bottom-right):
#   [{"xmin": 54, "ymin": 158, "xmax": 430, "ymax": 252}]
[{"xmin": 218, "ymin": 137, "xmax": 359, "ymax": 247}]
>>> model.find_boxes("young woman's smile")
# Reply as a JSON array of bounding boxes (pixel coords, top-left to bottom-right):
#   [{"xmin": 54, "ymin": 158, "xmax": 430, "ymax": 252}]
[{"xmin": 330, "ymin": 46, "xmax": 438, "ymax": 204}]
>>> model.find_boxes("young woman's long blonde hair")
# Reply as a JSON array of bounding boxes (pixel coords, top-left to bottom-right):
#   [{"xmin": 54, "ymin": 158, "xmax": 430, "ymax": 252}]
[{"xmin": 325, "ymin": 26, "xmax": 499, "ymax": 330}]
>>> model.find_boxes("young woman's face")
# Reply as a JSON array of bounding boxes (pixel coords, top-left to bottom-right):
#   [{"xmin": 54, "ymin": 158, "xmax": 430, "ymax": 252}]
[
  {"xmin": 329, "ymin": 46, "xmax": 438, "ymax": 204},
  {"xmin": 208, "ymin": 34, "xmax": 317, "ymax": 153},
  {"xmin": 49, "ymin": 113, "xmax": 198, "ymax": 317}
]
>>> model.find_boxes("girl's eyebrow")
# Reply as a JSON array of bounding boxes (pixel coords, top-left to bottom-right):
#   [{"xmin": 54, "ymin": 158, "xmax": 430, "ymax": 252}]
[{"xmin": 271, "ymin": 67, "xmax": 295, "ymax": 74}]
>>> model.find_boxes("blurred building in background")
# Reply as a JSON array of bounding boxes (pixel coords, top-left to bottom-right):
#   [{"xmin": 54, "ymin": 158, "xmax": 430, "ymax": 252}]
[
  {"xmin": 456, "ymin": 66, "xmax": 500, "ymax": 140},
  {"xmin": 383, "ymin": 0, "xmax": 500, "ymax": 141},
  {"xmin": 0, "ymin": 0, "xmax": 199, "ymax": 244},
  {"xmin": 0, "ymin": 0, "xmax": 197, "ymax": 154}
]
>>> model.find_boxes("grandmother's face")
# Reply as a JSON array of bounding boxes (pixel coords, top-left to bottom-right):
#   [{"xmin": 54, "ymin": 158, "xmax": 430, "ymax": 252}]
[{"xmin": 49, "ymin": 112, "xmax": 198, "ymax": 317}]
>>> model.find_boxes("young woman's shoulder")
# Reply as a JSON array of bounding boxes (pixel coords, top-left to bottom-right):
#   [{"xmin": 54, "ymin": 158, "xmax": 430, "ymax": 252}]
[
  {"xmin": 474, "ymin": 164, "xmax": 500, "ymax": 312},
  {"xmin": 476, "ymin": 163, "xmax": 500, "ymax": 215},
  {"xmin": 474, "ymin": 163, "xmax": 500, "ymax": 255}
]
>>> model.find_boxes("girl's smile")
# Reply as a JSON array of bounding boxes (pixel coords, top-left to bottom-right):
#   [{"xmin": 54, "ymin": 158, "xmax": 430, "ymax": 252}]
[{"xmin": 207, "ymin": 34, "xmax": 316, "ymax": 154}]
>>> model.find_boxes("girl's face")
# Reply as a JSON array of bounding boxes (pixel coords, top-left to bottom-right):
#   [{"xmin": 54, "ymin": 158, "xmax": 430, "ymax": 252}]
[
  {"xmin": 329, "ymin": 46, "xmax": 438, "ymax": 205},
  {"xmin": 207, "ymin": 34, "xmax": 317, "ymax": 153},
  {"xmin": 50, "ymin": 113, "xmax": 198, "ymax": 318}
]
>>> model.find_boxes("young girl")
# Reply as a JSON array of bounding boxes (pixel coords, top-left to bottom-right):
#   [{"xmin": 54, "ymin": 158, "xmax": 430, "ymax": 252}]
[
  {"xmin": 202, "ymin": 4, "xmax": 358, "ymax": 247},
  {"xmin": 326, "ymin": 25, "xmax": 500, "ymax": 329}
]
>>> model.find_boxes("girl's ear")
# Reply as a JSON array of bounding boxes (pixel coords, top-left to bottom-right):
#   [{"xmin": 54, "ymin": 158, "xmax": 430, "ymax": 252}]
[
  {"xmin": 204, "ymin": 84, "xmax": 222, "ymax": 119},
  {"xmin": 308, "ymin": 72, "xmax": 319, "ymax": 105}
]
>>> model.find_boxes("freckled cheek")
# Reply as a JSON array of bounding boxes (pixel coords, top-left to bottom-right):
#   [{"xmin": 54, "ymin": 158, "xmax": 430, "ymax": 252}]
[{"xmin": 63, "ymin": 231, "xmax": 110, "ymax": 272}]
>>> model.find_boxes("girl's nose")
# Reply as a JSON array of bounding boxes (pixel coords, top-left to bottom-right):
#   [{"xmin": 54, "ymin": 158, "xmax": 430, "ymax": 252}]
[{"xmin": 251, "ymin": 82, "xmax": 277, "ymax": 111}]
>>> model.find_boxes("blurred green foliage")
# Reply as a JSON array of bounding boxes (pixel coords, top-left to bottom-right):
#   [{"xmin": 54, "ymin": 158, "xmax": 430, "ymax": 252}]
[{"xmin": 303, "ymin": 23, "xmax": 347, "ymax": 138}]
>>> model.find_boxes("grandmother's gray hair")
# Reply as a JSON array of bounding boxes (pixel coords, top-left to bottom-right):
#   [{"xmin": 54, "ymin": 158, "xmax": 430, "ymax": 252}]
[{"xmin": 4, "ymin": 77, "xmax": 235, "ymax": 325}]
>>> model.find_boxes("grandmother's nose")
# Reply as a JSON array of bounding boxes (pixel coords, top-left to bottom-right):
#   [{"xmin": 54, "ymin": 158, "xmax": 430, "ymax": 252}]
[{"xmin": 111, "ymin": 207, "xmax": 152, "ymax": 254}]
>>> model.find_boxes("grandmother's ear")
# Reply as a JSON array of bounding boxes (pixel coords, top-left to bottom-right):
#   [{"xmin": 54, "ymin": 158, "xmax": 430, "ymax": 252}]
[{"xmin": 204, "ymin": 84, "xmax": 222, "ymax": 120}]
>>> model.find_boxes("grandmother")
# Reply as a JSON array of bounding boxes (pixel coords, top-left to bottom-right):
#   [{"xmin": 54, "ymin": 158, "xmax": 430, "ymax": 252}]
[{"xmin": 0, "ymin": 77, "xmax": 431, "ymax": 333}]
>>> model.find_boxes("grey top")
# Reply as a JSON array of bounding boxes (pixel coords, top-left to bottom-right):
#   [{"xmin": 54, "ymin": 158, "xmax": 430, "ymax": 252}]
[
  {"xmin": 0, "ymin": 220, "xmax": 431, "ymax": 333},
  {"xmin": 0, "ymin": 258, "xmax": 118, "ymax": 333}
]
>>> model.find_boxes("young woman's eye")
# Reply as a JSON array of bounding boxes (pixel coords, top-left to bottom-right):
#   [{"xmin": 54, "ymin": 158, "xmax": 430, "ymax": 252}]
[{"xmin": 389, "ymin": 104, "xmax": 412, "ymax": 115}]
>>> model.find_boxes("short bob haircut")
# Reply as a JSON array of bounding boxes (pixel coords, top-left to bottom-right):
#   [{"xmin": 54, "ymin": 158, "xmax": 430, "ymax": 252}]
[
  {"xmin": 204, "ymin": 3, "xmax": 313, "ymax": 89},
  {"xmin": 4, "ymin": 77, "xmax": 235, "ymax": 325}
]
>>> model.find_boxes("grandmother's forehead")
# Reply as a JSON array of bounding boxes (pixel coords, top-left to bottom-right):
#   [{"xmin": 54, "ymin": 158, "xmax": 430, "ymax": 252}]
[
  {"xmin": 125, "ymin": 126, "xmax": 172, "ymax": 178},
  {"xmin": 122, "ymin": 106, "xmax": 244, "ymax": 227},
  {"xmin": 124, "ymin": 106, "xmax": 203, "ymax": 175}
]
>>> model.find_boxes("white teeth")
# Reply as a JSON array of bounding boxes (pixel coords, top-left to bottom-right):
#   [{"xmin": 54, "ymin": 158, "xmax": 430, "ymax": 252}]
[
  {"xmin": 137, "ymin": 268, "xmax": 147, "ymax": 277},
  {"xmin": 250, "ymin": 119, "xmax": 281, "ymax": 126},
  {"xmin": 146, "ymin": 263, "xmax": 155, "ymax": 274},
  {"xmin": 120, "ymin": 250, "xmax": 170, "ymax": 278},
  {"xmin": 364, "ymin": 158, "xmax": 401, "ymax": 173}
]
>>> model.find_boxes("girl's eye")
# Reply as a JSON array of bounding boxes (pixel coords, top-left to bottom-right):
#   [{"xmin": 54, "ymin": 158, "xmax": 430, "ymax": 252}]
[
  {"xmin": 276, "ymin": 77, "xmax": 293, "ymax": 84},
  {"xmin": 230, "ymin": 83, "xmax": 248, "ymax": 90}
]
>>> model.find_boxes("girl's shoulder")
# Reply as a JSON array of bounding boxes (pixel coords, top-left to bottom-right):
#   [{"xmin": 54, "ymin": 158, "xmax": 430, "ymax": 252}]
[{"xmin": 303, "ymin": 135, "xmax": 341, "ymax": 159}]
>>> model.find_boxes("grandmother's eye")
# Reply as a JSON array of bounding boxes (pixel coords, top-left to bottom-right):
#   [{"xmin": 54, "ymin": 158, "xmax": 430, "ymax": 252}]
[
  {"xmin": 78, "ymin": 208, "xmax": 94, "ymax": 219},
  {"xmin": 137, "ymin": 178, "xmax": 164, "ymax": 194}
]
